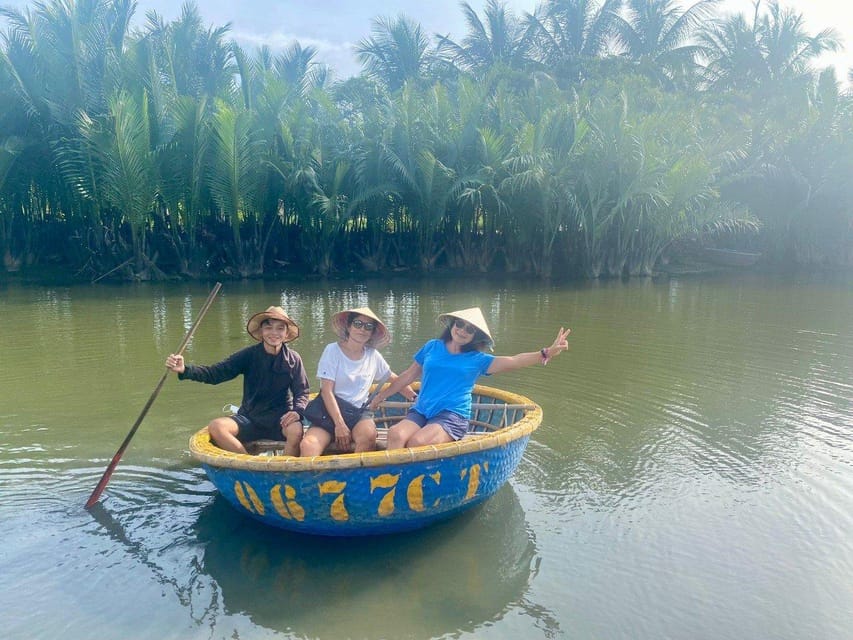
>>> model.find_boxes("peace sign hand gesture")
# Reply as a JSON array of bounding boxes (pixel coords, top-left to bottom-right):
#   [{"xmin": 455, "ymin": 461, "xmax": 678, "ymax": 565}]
[{"xmin": 545, "ymin": 327, "xmax": 570, "ymax": 360}]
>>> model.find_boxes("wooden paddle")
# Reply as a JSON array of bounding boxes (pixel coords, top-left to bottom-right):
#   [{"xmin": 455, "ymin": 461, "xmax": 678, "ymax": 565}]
[{"xmin": 85, "ymin": 282, "xmax": 223, "ymax": 508}]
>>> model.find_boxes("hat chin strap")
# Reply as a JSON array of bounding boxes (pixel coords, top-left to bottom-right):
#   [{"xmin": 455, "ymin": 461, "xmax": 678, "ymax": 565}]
[{"xmin": 262, "ymin": 337, "xmax": 283, "ymax": 353}]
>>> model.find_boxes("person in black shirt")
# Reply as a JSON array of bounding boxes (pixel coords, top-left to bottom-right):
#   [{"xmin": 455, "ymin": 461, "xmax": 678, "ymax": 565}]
[{"xmin": 166, "ymin": 306, "xmax": 309, "ymax": 455}]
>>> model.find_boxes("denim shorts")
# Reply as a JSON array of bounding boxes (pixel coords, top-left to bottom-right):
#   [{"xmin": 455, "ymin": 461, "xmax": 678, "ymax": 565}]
[{"xmin": 404, "ymin": 409, "xmax": 470, "ymax": 441}]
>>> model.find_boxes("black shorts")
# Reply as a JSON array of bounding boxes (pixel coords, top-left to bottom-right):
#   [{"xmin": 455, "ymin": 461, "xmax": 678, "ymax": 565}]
[
  {"xmin": 231, "ymin": 414, "xmax": 288, "ymax": 443},
  {"xmin": 309, "ymin": 409, "xmax": 375, "ymax": 435}
]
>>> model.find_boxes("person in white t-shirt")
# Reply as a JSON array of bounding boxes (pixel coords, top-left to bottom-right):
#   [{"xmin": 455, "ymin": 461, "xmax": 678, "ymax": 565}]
[{"xmin": 300, "ymin": 307, "xmax": 415, "ymax": 456}]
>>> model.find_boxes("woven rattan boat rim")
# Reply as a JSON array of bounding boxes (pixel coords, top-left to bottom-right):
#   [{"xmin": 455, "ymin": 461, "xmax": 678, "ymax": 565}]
[{"xmin": 188, "ymin": 384, "xmax": 542, "ymax": 472}]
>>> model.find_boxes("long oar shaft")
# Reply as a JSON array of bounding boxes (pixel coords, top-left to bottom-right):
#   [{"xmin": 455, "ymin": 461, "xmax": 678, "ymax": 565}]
[{"xmin": 85, "ymin": 282, "xmax": 222, "ymax": 508}]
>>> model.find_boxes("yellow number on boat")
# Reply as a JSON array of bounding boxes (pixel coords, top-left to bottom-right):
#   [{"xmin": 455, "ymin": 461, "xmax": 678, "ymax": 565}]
[
  {"xmin": 319, "ymin": 480, "xmax": 348, "ymax": 521},
  {"xmin": 235, "ymin": 480, "xmax": 265, "ymax": 515},
  {"xmin": 461, "ymin": 463, "xmax": 489, "ymax": 500},
  {"xmin": 406, "ymin": 472, "xmax": 441, "ymax": 512},
  {"xmin": 271, "ymin": 483, "xmax": 305, "ymax": 521},
  {"xmin": 370, "ymin": 473, "xmax": 400, "ymax": 516}
]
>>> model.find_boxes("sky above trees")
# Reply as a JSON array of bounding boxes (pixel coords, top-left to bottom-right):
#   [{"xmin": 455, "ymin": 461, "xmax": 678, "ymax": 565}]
[
  {"xmin": 3, "ymin": 0, "xmax": 849, "ymax": 80},
  {"xmin": 150, "ymin": 0, "xmax": 853, "ymax": 80}
]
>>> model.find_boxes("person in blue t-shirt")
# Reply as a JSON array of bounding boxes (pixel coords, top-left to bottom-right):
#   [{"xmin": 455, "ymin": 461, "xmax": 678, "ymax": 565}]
[{"xmin": 370, "ymin": 307, "xmax": 570, "ymax": 450}]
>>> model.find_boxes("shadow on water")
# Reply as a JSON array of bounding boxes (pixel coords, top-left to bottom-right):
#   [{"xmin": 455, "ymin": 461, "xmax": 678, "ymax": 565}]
[{"xmin": 88, "ymin": 481, "xmax": 554, "ymax": 639}]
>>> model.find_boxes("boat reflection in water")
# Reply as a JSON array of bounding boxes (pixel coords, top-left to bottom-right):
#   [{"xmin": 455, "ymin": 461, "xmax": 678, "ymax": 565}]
[{"xmin": 193, "ymin": 483, "xmax": 541, "ymax": 638}]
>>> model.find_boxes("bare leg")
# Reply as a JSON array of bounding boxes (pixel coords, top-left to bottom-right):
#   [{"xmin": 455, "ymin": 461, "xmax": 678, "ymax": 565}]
[
  {"xmin": 283, "ymin": 421, "xmax": 304, "ymax": 457},
  {"xmin": 300, "ymin": 427, "xmax": 333, "ymax": 457},
  {"xmin": 386, "ymin": 418, "xmax": 421, "ymax": 450},
  {"xmin": 352, "ymin": 419, "xmax": 378, "ymax": 453},
  {"xmin": 405, "ymin": 422, "xmax": 454, "ymax": 448},
  {"xmin": 208, "ymin": 416, "xmax": 248, "ymax": 454}
]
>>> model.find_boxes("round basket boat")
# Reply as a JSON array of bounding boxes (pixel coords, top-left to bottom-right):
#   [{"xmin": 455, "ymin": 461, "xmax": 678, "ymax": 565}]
[{"xmin": 189, "ymin": 384, "xmax": 541, "ymax": 536}]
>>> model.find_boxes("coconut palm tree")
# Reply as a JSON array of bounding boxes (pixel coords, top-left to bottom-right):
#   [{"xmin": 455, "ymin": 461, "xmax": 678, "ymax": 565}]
[
  {"xmin": 355, "ymin": 15, "xmax": 436, "ymax": 92},
  {"xmin": 525, "ymin": 0, "xmax": 623, "ymax": 85},
  {"xmin": 611, "ymin": 0, "xmax": 719, "ymax": 87},
  {"xmin": 435, "ymin": 0, "xmax": 533, "ymax": 75},
  {"xmin": 699, "ymin": 0, "xmax": 839, "ymax": 92}
]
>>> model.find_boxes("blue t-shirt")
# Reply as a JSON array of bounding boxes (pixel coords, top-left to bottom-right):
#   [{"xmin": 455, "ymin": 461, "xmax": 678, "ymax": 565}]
[{"xmin": 412, "ymin": 339, "xmax": 494, "ymax": 419}]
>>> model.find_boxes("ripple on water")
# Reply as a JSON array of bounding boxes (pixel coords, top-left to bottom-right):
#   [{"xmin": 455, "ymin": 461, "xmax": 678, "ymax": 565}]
[{"xmin": 1, "ymin": 460, "xmax": 221, "ymax": 640}]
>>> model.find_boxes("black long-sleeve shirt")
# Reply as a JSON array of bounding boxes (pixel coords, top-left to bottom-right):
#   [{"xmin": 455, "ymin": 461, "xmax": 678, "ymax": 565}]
[{"xmin": 179, "ymin": 343, "xmax": 310, "ymax": 429}]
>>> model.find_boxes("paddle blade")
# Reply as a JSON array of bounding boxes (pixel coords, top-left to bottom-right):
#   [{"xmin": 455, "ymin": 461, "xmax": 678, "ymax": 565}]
[{"xmin": 85, "ymin": 455, "xmax": 122, "ymax": 508}]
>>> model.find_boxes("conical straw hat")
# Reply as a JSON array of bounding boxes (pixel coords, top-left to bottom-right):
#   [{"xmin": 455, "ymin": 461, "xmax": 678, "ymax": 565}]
[{"xmin": 438, "ymin": 307, "xmax": 493, "ymax": 345}]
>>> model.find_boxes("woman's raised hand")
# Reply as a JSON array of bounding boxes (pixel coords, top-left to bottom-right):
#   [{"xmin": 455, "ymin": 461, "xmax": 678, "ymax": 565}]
[{"xmin": 549, "ymin": 327, "xmax": 571, "ymax": 358}]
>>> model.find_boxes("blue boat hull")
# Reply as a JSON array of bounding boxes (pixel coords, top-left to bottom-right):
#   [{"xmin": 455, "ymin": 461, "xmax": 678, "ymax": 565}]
[
  {"xmin": 201, "ymin": 436, "xmax": 529, "ymax": 535},
  {"xmin": 189, "ymin": 384, "xmax": 541, "ymax": 536}
]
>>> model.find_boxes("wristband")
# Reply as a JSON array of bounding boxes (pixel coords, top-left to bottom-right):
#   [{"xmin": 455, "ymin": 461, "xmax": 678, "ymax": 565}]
[{"xmin": 540, "ymin": 347, "xmax": 550, "ymax": 365}]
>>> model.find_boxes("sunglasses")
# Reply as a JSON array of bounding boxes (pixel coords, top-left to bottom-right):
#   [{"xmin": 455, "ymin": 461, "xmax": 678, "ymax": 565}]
[
  {"xmin": 453, "ymin": 319, "xmax": 476, "ymax": 335},
  {"xmin": 351, "ymin": 319, "xmax": 377, "ymax": 331}
]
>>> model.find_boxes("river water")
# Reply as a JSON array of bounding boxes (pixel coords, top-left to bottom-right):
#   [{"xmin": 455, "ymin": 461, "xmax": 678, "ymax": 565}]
[{"xmin": 1, "ymin": 272, "xmax": 851, "ymax": 639}]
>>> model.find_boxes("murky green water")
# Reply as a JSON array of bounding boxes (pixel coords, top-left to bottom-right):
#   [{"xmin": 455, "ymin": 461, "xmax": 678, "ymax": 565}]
[{"xmin": 1, "ymin": 273, "xmax": 852, "ymax": 639}]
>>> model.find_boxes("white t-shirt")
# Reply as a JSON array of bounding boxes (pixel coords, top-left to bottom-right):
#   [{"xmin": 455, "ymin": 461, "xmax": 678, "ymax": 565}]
[{"xmin": 316, "ymin": 342, "xmax": 391, "ymax": 405}]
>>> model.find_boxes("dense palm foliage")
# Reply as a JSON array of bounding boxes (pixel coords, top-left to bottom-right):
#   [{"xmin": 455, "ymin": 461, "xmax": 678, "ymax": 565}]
[{"xmin": 1, "ymin": 0, "xmax": 851, "ymax": 280}]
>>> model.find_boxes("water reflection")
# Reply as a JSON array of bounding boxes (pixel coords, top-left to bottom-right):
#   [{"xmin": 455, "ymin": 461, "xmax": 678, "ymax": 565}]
[
  {"xmin": 80, "ymin": 479, "xmax": 545, "ymax": 639},
  {"xmin": 192, "ymin": 484, "xmax": 542, "ymax": 638}
]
